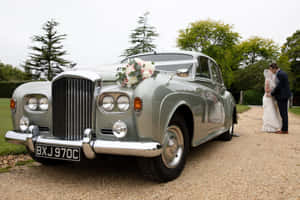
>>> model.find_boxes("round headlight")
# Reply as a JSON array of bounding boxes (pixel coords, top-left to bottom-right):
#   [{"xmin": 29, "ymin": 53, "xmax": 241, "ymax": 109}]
[
  {"xmin": 112, "ymin": 120, "xmax": 127, "ymax": 138},
  {"xmin": 102, "ymin": 96, "xmax": 115, "ymax": 111},
  {"xmin": 39, "ymin": 97, "xmax": 48, "ymax": 111},
  {"xmin": 117, "ymin": 96, "xmax": 130, "ymax": 111},
  {"xmin": 28, "ymin": 97, "xmax": 38, "ymax": 110},
  {"xmin": 19, "ymin": 116, "xmax": 30, "ymax": 132}
]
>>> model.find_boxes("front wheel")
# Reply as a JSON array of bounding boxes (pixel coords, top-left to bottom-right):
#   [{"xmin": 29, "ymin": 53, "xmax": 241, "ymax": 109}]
[{"xmin": 138, "ymin": 115, "xmax": 189, "ymax": 182}]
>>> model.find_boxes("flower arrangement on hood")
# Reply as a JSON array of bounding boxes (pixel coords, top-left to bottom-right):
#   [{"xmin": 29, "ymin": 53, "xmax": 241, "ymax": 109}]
[{"xmin": 116, "ymin": 58, "xmax": 157, "ymax": 88}]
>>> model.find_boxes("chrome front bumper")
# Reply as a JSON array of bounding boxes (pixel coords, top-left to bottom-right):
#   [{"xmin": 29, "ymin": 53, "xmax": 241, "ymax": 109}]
[{"xmin": 5, "ymin": 128, "xmax": 162, "ymax": 159}]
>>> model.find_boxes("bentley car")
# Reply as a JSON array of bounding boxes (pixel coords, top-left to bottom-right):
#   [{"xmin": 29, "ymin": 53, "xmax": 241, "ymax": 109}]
[{"xmin": 5, "ymin": 51, "xmax": 237, "ymax": 182}]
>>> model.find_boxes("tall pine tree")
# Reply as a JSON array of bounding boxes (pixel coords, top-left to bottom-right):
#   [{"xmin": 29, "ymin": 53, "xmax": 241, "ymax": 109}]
[
  {"xmin": 23, "ymin": 19, "xmax": 75, "ymax": 80},
  {"xmin": 122, "ymin": 12, "xmax": 158, "ymax": 57}
]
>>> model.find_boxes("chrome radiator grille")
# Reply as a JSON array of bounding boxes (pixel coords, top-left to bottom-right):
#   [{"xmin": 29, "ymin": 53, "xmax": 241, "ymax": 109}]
[{"xmin": 52, "ymin": 78, "xmax": 94, "ymax": 140}]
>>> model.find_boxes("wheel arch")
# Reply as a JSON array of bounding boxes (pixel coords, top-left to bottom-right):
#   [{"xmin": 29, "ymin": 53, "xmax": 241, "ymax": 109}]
[{"xmin": 167, "ymin": 103, "xmax": 194, "ymax": 147}]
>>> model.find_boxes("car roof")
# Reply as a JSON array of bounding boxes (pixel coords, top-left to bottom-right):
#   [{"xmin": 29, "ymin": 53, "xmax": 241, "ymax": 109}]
[{"xmin": 121, "ymin": 50, "xmax": 216, "ymax": 63}]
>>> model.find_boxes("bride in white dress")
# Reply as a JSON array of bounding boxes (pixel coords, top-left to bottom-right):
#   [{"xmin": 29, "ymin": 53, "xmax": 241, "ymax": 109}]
[{"xmin": 262, "ymin": 69, "xmax": 282, "ymax": 132}]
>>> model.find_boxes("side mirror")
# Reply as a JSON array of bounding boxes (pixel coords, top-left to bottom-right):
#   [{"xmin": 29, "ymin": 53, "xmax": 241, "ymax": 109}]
[{"xmin": 176, "ymin": 68, "xmax": 189, "ymax": 77}]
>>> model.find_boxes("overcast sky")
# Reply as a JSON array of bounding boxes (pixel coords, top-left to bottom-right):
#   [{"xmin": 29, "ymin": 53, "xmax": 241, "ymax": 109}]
[{"xmin": 1, "ymin": 0, "xmax": 299, "ymax": 68}]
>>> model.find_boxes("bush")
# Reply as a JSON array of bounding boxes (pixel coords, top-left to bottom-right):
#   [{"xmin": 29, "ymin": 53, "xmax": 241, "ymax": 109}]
[
  {"xmin": 243, "ymin": 89, "xmax": 264, "ymax": 105},
  {"xmin": 0, "ymin": 81, "xmax": 28, "ymax": 98}
]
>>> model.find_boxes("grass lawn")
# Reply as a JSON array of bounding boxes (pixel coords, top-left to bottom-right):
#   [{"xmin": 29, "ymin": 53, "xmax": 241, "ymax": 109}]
[
  {"xmin": 0, "ymin": 98, "xmax": 27, "ymax": 156},
  {"xmin": 289, "ymin": 107, "xmax": 300, "ymax": 115},
  {"xmin": 236, "ymin": 104, "xmax": 251, "ymax": 113}
]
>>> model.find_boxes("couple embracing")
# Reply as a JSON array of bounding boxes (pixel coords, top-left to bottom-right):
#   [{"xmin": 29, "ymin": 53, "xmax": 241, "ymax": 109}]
[{"xmin": 262, "ymin": 63, "xmax": 291, "ymax": 134}]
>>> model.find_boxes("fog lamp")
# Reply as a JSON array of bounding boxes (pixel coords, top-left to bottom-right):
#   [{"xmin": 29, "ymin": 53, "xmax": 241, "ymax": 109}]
[
  {"xmin": 19, "ymin": 116, "xmax": 30, "ymax": 132},
  {"xmin": 112, "ymin": 120, "xmax": 127, "ymax": 138}
]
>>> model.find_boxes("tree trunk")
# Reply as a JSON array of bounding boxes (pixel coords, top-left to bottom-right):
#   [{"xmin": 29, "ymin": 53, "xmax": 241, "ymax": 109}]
[{"xmin": 239, "ymin": 90, "xmax": 243, "ymax": 105}]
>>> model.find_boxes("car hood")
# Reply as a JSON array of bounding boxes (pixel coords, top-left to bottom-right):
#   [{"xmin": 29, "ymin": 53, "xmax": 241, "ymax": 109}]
[{"xmin": 57, "ymin": 64, "xmax": 119, "ymax": 82}]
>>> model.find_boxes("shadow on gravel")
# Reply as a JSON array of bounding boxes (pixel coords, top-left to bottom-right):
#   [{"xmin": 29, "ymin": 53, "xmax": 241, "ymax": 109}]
[
  {"xmin": 27, "ymin": 155, "xmax": 155, "ymax": 184},
  {"xmin": 23, "ymin": 139, "xmax": 234, "ymax": 185}
]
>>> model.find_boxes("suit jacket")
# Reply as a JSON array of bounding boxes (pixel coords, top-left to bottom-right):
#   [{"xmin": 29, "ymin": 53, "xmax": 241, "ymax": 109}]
[{"xmin": 271, "ymin": 69, "xmax": 291, "ymax": 101}]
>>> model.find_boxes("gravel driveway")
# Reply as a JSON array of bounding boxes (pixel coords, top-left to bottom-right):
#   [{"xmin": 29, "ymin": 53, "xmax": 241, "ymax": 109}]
[{"xmin": 0, "ymin": 106, "xmax": 299, "ymax": 200}]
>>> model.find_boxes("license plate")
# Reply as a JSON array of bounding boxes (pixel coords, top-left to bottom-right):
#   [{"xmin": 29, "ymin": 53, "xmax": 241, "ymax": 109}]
[{"xmin": 35, "ymin": 144, "xmax": 81, "ymax": 161}]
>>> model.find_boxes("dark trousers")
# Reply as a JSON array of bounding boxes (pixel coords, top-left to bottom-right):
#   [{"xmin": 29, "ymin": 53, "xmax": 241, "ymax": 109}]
[{"xmin": 277, "ymin": 100, "xmax": 288, "ymax": 131}]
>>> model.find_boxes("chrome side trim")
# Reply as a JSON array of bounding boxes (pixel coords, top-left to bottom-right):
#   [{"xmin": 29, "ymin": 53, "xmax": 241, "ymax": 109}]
[{"xmin": 5, "ymin": 131, "xmax": 162, "ymax": 158}]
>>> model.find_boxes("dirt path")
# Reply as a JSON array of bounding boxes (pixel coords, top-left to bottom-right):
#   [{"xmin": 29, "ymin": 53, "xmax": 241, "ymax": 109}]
[{"xmin": 0, "ymin": 107, "xmax": 299, "ymax": 200}]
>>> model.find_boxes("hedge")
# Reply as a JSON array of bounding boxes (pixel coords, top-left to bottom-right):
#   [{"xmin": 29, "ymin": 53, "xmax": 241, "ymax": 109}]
[
  {"xmin": 243, "ymin": 89, "xmax": 264, "ymax": 105},
  {"xmin": 0, "ymin": 81, "xmax": 28, "ymax": 98}
]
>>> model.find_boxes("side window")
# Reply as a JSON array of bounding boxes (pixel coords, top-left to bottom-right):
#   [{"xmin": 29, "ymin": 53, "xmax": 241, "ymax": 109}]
[
  {"xmin": 216, "ymin": 64, "xmax": 224, "ymax": 85},
  {"xmin": 209, "ymin": 60, "xmax": 222, "ymax": 84},
  {"xmin": 196, "ymin": 56, "xmax": 210, "ymax": 79}
]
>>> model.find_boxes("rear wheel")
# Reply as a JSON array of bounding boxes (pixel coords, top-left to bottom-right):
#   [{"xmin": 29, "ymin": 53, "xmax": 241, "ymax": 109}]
[
  {"xmin": 219, "ymin": 118, "xmax": 234, "ymax": 141},
  {"xmin": 138, "ymin": 115, "xmax": 189, "ymax": 182}
]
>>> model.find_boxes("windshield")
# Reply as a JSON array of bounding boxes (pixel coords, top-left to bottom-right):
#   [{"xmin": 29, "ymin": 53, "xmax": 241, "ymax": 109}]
[{"xmin": 155, "ymin": 62, "xmax": 193, "ymax": 72}]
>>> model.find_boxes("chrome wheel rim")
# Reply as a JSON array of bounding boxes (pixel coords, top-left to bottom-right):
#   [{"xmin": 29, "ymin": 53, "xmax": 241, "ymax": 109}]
[{"xmin": 162, "ymin": 125, "xmax": 184, "ymax": 169}]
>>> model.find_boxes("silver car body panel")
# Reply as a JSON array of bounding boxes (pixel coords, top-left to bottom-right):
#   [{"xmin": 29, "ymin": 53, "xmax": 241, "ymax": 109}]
[{"xmin": 6, "ymin": 51, "xmax": 236, "ymax": 158}]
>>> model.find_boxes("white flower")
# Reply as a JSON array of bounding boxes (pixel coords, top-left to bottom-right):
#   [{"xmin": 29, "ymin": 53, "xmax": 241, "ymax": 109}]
[
  {"xmin": 127, "ymin": 76, "xmax": 138, "ymax": 87},
  {"xmin": 143, "ymin": 61, "xmax": 155, "ymax": 71},
  {"xmin": 142, "ymin": 61, "xmax": 155, "ymax": 79},
  {"xmin": 142, "ymin": 70, "xmax": 152, "ymax": 79}
]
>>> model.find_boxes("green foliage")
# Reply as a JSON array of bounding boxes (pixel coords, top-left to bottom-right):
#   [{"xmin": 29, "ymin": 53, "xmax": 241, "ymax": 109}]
[
  {"xmin": 23, "ymin": 19, "xmax": 76, "ymax": 81},
  {"xmin": 237, "ymin": 36, "xmax": 280, "ymax": 67},
  {"xmin": 236, "ymin": 104, "xmax": 251, "ymax": 113},
  {"xmin": 231, "ymin": 61, "xmax": 267, "ymax": 105},
  {"xmin": 281, "ymin": 30, "xmax": 300, "ymax": 92},
  {"xmin": 177, "ymin": 19, "xmax": 240, "ymax": 53},
  {"xmin": 176, "ymin": 19, "xmax": 240, "ymax": 87},
  {"xmin": 122, "ymin": 12, "xmax": 159, "ymax": 57},
  {"xmin": 277, "ymin": 54, "xmax": 295, "ymax": 90},
  {"xmin": 243, "ymin": 90, "xmax": 264, "ymax": 105},
  {"xmin": 0, "ymin": 81, "xmax": 28, "ymax": 98},
  {"xmin": 232, "ymin": 60, "xmax": 268, "ymax": 92},
  {"xmin": 0, "ymin": 62, "xmax": 30, "ymax": 81},
  {"xmin": 0, "ymin": 98, "xmax": 27, "ymax": 155}
]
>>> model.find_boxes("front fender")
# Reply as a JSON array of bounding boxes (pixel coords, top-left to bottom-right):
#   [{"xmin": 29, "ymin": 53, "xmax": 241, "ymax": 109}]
[
  {"xmin": 159, "ymin": 94, "xmax": 192, "ymax": 134},
  {"xmin": 11, "ymin": 81, "xmax": 51, "ymax": 131}
]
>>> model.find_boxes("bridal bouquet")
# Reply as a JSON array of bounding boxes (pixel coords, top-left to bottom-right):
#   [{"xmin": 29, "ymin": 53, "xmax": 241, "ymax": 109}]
[{"xmin": 116, "ymin": 58, "xmax": 157, "ymax": 88}]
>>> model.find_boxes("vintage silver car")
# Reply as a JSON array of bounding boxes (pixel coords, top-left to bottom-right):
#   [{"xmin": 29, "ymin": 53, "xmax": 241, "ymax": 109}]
[{"xmin": 5, "ymin": 51, "xmax": 237, "ymax": 182}]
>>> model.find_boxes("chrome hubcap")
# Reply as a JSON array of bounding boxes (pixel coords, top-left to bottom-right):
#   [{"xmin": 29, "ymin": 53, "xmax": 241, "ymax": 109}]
[{"xmin": 162, "ymin": 125, "xmax": 184, "ymax": 169}]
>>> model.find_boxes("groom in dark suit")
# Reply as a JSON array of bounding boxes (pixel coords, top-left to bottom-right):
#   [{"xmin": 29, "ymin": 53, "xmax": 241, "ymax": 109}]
[{"xmin": 270, "ymin": 63, "xmax": 291, "ymax": 134}]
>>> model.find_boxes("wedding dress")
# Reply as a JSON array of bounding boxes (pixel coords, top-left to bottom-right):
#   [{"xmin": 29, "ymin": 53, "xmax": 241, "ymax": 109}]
[{"xmin": 262, "ymin": 69, "xmax": 282, "ymax": 132}]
